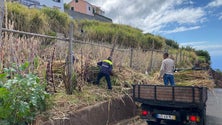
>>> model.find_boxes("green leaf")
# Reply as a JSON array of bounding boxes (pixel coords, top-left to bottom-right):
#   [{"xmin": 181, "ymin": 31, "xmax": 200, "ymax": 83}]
[
  {"xmin": 0, "ymin": 88, "xmax": 9, "ymax": 98},
  {"xmin": 0, "ymin": 73, "xmax": 7, "ymax": 79},
  {"xmin": 19, "ymin": 61, "xmax": 29, "ymax": 71}
]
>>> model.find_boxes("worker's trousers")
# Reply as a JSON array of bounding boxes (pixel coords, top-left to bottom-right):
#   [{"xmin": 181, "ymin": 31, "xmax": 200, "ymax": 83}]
[
  {"xmin": 96, "ymin": 72, "xmax": 112, "ymax": 90},
  {"xmin": 163, "ymin": 74, "xmax": 175, "ymax": 86}
]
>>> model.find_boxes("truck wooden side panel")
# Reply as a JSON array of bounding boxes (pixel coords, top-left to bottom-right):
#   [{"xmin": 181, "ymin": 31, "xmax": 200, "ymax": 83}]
[{"xmin": 133, "ymin": 85, "xmax": 207, "ymax": 107}]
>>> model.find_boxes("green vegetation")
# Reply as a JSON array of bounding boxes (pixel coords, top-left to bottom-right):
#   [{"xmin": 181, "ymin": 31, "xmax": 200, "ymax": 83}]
[
  {"xmin": 195, "ymin": 50, "xmax": 211, "ymax": 64},
  {"xmin": 64, "ymin": 3, "xmax": 70, "ymax": 10},
  {"xmin": 41, "ymin": 7, "xmax": 71, "ymax": 34},
  {"xmin": 6, "ymin": 2, "xmax": 71, "ymax": 35},
  {"xmin": 0, "ymin": 62, "xmax": 49, "ymax": 125},
  {"xmin": 165, "ymin": 39, "xmax": 179, "ymax": 49},
  {"xmin": 4, "ymin": 2, "xmax": 210, "ymax": 65},
  {"xmin": 80, "ymin": 20, "xmax": 166, "ymax": 49}
]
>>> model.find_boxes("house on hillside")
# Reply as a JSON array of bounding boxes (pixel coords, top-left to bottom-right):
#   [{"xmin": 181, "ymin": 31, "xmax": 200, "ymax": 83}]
[
  {"xmin": 67, "ymin": 0, "xmax": 112, "ymax": 22},
  {"xmin": 11, "ymin": 0, "xmax": 64, "ymax": 11},
  {"xmin": 68, "ymin": 0, "xmax": 104, "ymax": 16}
]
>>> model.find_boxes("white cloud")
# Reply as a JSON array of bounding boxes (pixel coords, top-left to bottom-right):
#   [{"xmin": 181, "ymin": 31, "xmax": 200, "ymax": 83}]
[
  {"xmin": 160, "ymin": 26, "xmax": 200, "ymax": 34},
  {"xmin": 179, "ymin": 41, "xmax": 222, "ymax": 56},
  {"xmin": 207, "ymin": 0, "xmax": 222, "ymax": 7},
  {"xmin": 86, "ymin": 0, "xmax": 206, "ymax": 34},
  {"xmin": 180, "ymin": 41, "xmax": 207, "ymax": 47}
]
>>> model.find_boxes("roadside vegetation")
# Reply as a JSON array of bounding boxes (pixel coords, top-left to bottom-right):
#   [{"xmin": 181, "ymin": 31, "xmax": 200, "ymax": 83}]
[{"xmin": 0, "ymin": 62, "xmax": 49, "ymax": 125}]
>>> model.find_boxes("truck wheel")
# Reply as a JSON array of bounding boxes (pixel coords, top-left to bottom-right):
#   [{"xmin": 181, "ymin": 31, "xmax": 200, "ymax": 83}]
[{"xmin": 201, "ymin": 107, "xmax": 206, "ymax": 125}]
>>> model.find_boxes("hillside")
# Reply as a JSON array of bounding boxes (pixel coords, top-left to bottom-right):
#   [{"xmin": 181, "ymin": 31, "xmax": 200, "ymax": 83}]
[{"xmin": 3, "ymin": 2, "xmax": 210, "ymax": 65}]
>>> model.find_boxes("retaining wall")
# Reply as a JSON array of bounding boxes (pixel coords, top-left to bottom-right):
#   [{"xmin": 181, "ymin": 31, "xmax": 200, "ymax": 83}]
[{"xmin": 36, "ymin": 95, "xmax": 136, "ymax": 125}]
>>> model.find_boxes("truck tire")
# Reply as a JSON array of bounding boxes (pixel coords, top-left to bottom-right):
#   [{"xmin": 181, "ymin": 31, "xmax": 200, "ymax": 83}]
[{"xmin": 200, "ymin": 107, "xmax": 206, "ymax": 125}]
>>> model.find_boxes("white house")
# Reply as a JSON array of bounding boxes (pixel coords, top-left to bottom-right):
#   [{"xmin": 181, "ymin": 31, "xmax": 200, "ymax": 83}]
[{"xmin": 19, "ymin": 0, "xmax": 64, "ymax": 11}]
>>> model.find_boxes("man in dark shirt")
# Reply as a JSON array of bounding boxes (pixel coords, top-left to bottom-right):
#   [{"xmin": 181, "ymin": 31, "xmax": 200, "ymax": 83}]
[{"xmin": 96, "ymin": 57, "xmax": 113, "ymax": 90}]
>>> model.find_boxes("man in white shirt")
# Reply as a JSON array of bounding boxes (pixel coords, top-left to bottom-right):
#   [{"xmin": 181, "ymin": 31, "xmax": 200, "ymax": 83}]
[{"xmin": 158, "ymin": 52, "xmax": 175, "ymax": 86}]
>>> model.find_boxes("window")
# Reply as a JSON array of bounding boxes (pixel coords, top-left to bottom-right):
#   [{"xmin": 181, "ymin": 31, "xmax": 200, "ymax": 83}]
[
  {"xmin": 71, "ymin": 7, "xmax": 74, "ymax": 11},
  {"xmin": 75, "ymin": 0, "xmax": 78, "ymax": 3},
  {"xmin": 88, "ymin": 7, "xmax": 91, "ymax": 11}
]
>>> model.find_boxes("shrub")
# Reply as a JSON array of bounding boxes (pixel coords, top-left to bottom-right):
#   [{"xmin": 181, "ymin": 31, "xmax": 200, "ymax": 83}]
[
  {"xmin": 0, "ymin": 62, "xmax": 49, "ymax": 125},
  {"xmin": 41, "ymin": 7, "xmax": 71, "ymax": 35}
]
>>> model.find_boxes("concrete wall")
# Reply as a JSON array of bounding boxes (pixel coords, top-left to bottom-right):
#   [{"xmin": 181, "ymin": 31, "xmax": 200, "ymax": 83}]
[
  {"xmin": 35, "ymin": 95, "xmax": 136, "ymax": 125},
  {"xmin": 65, "ymin": 10, "xmax": 112, "ymax": 22}
]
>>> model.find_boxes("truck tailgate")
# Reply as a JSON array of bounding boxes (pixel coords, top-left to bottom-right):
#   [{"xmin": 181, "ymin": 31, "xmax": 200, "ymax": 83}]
[{"xmin": 133, "ymin": 85, "xmax": 207, "ymax": 108}]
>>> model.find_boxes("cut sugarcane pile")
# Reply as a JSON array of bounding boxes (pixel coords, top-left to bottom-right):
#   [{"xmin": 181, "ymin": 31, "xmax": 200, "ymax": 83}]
[{"xmin": 174, "ymin": 70, "xmax": 215, "ymax": 90}]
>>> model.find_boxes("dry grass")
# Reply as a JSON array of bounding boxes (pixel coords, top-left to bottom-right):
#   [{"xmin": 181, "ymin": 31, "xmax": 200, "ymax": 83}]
[
  {"xmin": 37, "ymin": 84, "xmax": 131, "ymax": 121},
  {"xmin": 175, "ymin": 70, "xmax": 215, "ymax": 90}
]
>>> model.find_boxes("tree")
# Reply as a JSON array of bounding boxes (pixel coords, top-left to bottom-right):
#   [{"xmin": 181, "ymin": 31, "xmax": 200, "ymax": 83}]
[
  {"xmin": 195, "ymin": 50, "xmax": 211, "ymax": 63},
  {"xmin": 165, "ymin": 39, "xmax": 179, "ymax": 49}
]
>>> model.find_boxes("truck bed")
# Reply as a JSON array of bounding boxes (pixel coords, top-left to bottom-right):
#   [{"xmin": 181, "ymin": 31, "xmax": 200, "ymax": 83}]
[{"xmin": 133, "ymin": 84, "xmax": 207, "ymax": 108}]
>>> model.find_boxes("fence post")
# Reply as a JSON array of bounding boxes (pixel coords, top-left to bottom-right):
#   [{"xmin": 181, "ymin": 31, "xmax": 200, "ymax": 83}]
[
  {"xmin": 0, "ymin": 0, "xmax": 4, "ymax": 70},
  {"xmin": 130, "ymin": 48, "xmax": 133, "ymax": 68},
  {"xmin": 67, "ymin": 23, "xmax": 74, "ymax": 94}
]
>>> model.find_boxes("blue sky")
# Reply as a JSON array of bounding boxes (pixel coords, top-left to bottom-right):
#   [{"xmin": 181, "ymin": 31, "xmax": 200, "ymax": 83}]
[{"xmin": 65, "ymin": 0, "xmax": 222, "ymax": 71}]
